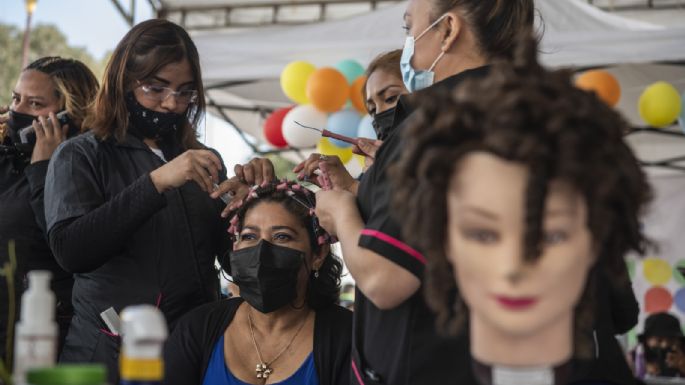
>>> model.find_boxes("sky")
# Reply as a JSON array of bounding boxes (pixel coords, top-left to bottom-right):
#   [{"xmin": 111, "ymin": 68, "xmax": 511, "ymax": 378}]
[{"xmin": 2, "ymin": 0, "xmax": 253, "ymax": 167}]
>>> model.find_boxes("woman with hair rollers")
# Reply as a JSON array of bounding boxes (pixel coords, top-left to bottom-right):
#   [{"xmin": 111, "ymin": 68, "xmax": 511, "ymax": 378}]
[
  {"xmin": 43, "ymin": 20, "xmax": 232, "ymax": 383},
  {"xmin": 391, "ymin": 36, "xmax": 649, "ymax": 384},
  {"xmin": 0, "ymin": 57, "xmax": 99, "ymax": 361},
  {"xmin": 165, "ymin": 180, "xmax": 351, "ymax": 385}
]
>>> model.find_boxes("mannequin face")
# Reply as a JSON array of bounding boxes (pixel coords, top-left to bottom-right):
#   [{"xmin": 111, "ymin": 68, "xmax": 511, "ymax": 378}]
[{"xmin": 446, "ymin": 152, "xmax": 595, "ymax": 340}]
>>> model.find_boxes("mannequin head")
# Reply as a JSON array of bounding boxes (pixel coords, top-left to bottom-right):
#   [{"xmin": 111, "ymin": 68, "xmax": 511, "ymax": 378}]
[{"xmin": 392, "ymin": 36, "xmax": 652, "ymax": 365}]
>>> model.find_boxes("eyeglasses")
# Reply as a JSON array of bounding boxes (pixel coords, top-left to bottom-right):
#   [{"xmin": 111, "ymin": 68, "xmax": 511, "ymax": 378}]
[{"xmin": 136, "ymin": 81, "xmax": 198, "ymax": 105}]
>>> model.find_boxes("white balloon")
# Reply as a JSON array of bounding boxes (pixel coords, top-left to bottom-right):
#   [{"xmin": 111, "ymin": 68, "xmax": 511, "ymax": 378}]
[{"xmin": 282, "ymin": 105, "xmax": 327, "ymax": 148}]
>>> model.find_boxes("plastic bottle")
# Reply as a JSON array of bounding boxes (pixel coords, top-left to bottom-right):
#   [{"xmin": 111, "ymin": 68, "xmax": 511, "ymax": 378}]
[
  {"xmin": 119, "ymin": 305, "xmax": 168, "ymax": 385},
  {"xmin": 13, "ymin": 270, "xmax": 58, "ymax": 385}
]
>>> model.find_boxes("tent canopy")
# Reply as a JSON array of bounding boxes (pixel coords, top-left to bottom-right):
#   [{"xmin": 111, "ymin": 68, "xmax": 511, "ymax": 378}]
[{"xmin": 187, "ymin": 0, "xmax": 685, "ymax": 146}]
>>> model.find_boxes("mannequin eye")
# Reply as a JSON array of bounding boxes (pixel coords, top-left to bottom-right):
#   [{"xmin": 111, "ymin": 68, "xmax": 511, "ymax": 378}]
[
  {"xmin": 543, "ymin": 230, "xmax": 569, "ymax": 245},
  {"xmin": 463, "ymin": 229, "xmax": 499, "ymax": 244}
]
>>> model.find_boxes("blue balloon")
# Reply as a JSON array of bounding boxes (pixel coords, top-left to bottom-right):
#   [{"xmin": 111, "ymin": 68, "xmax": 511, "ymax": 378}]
[
  {"xmin": 335, "ymin": 59, "xmax": 365, "ymax": 85},
  {"xmin": 327, "ymin": 110, "xmax": 362, "ymax": 148},
  {"xmin": 357, "ymin": 115, "xmax": 377, "ymax": 140}
]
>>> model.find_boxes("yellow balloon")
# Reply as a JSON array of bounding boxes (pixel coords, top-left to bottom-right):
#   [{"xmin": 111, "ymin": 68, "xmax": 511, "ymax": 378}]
[
  {"xmin": 317, "ymin": 137, "xmax": 353, "ymax": 164},
  {"xmin": 281, "ymin": 61, "xmax": 316, "ymax": 105},
  {"xmin": 638, "ymin": 81, "xmax": 682, "ymax": 128}
]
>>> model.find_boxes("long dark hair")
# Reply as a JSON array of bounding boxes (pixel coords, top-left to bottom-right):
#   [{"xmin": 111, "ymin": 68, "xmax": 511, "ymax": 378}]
[
  {"xmin": 228, "ymin": 183, "xmax": 343, "ymax": 310},
  {"xmin": 391, "ymin": 34, "xmax": 652, "ymax": 359},
  {"xmin": 84, "ymin": 19, "xmax": 205, "ymax": 149}
]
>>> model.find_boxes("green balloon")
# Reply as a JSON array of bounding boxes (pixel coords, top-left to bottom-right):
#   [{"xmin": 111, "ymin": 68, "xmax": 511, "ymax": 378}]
[{"xmin": 335, "ymin": 59, "xmax": 365, "ymax": 85}]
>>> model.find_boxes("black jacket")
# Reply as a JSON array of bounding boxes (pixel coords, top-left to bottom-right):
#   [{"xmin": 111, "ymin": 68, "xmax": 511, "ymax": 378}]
[
  {"xmin": 0, "ymin": 141, "xmax": 73, "ymax": 363},
  {"xmin": 163, "ymin": 298, "xmax": 352, "ymax": 385},
  {"xmin": 44, "ymin": 132, "xmax": 230, "ymax": 384}
]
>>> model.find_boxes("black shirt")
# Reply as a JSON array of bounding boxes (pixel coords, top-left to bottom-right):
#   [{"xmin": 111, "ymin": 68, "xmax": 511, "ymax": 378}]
[
  {"xmin": 163, "ymin": 298, "xmax": 352, "ymax": 385},
  {"xmin": 352, "ymin": 67, "xmax": 491, "ymax": 385},
  {"xmin": 44, "ymin": 132, "xmax": 231, "ymax": 384},
  {"xmin": 0, "ymin": 141, "xmax": 74, "ymax": 362}
]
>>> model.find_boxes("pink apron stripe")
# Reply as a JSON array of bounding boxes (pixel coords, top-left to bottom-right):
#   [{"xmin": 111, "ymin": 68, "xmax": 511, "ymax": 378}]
[
  {"xmin": 360, "ymin": 229, "xmax": 426, "ymax": 265},
  {"xmin": 351, "ymin": 359, "xmax": 366, "ymax": 385}
]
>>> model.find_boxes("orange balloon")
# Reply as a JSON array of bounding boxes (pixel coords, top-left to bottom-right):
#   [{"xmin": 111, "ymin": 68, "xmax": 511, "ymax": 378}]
[
  {"xmin": 350, "ymin": 76, "xmax": 367, "ymax": 114},
  {"xmin": 575, "ymin": 70, "xmax": 621, "ymax": 107},
  {"xmin": 306, "ymin": 68, "xmax": 350, "ymax": 113}
]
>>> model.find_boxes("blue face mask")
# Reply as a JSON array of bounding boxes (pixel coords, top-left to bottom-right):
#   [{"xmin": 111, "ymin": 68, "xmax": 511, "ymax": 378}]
[{"xmin": 400, "ymin": 14, "xmax": 448, "ymax": 93}]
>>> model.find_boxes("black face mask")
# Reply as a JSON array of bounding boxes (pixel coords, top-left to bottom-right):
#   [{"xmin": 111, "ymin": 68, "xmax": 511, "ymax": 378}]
[
  {"xmin": 645, "ymin": 346, "xmax": 681, "ymax": 377},
  {"xmin": 126, "ymin": 93, "xmax": 184, "ymax": 140},
  {"xmin": 229, "ymin": 240, "xmax": 304, "ymax": 313},
  {"xmin": 6, "ymin": 110, "xmax": 37, "ymax": 143},
  {"xmin": 6, "ymin": 110, "xmax": 78, "ymax": 151},
  {"xmin": 372, "ymin": 107, "xmax": 396, "ymax": 141}
]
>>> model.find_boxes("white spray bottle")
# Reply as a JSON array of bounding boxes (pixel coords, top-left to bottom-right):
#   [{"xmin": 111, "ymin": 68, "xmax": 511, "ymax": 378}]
[{"xmin": 13, "ymin": 270, "xmax": 58, "ymax": 384}]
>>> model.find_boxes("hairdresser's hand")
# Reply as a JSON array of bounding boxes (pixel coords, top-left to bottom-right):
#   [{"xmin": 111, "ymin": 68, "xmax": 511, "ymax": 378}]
[
  {"xmin": 293, "ymin": 153, "xmax": 358, "ymax": 195},
  {"xmin": 211, "ymin": 176, "xmax": 252, "ymax": 218},
  {"xmin": 31, "ymin": 112, "xmax": 69, "ymax": 163},
  {"xmin": 314, "ymin": 188, "xmax": 356, "ymax": 237},
  {"xmin": 150, "ymin": 149, "xmax": 222, "ymax": 193},
  {"xmin": 234, "ymin": 157, "xmax": 276, "ymax": 186},
  {"xmin": 352, "ymin": 138, "xmax": 383, "ymax": 172}
]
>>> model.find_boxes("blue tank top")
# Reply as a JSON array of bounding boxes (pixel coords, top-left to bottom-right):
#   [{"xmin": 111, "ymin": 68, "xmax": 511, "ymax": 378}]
[{"xmin": 202, "ymin": 335, "xmax": 320, "ymax": 385}]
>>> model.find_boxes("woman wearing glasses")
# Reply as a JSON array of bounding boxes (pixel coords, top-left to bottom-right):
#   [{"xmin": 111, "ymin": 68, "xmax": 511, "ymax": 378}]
[{"xmin": 43, "ymin": 19, "xmax": 231, "ymax": 383}]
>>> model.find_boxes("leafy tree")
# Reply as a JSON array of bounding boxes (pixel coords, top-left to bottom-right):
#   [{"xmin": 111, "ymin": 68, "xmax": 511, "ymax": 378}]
[{"xmin": 0, "ymin": 22, "xmax": 107, "ymax": 106}]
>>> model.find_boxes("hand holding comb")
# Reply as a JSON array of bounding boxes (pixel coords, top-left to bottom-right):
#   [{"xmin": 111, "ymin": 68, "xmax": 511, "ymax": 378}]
[{"xmin": 294, "ymin": 121, "xmax": 359, "ymax": 146}]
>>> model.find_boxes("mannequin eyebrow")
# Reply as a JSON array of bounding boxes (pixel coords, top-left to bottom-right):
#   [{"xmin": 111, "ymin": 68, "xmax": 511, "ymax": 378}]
[{"xmin": 461, "ymin": 206, "xmax": 499, "ymax": 221}]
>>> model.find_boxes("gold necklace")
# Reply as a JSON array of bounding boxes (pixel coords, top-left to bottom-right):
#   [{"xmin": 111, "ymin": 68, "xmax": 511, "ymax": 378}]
[{"xmin": 247, "ymin": 307, "xmax": 309, "ymax": 380}]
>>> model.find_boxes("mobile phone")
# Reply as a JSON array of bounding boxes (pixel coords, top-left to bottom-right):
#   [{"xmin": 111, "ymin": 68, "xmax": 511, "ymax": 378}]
[{"xmin": 18, "ymin": 111, "xmax": 72, "ymax": 145}]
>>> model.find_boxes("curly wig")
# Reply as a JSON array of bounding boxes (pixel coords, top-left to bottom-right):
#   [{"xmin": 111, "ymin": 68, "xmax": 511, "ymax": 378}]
[{"xmin": 390, "ymin": 35, "xmax": 652, "ymax": 359}]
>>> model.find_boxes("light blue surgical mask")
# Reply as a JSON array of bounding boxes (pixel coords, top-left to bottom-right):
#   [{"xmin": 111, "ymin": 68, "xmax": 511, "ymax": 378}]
[{"xmin": 400, "ymin": 14, "xmax": 448, "ymax": 93}]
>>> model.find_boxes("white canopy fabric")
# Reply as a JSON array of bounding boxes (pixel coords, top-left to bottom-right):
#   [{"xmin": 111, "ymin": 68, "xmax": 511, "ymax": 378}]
[{"xmin": 192, "ymin": 0, "xmax": 685, "ymax": 144}]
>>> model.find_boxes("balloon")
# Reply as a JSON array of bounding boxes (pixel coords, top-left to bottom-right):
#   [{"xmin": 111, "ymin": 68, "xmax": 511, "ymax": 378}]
[
  {"xmin": 327, "ymin": 110, "xmax": 361, "ymax": 148},
  {"xmin": 263, "ymin": 106, "xmax": 294, "ymax": 148},
  {"xmin": 575, "ymin": 70, "xmax": 621, "ymax": 107},
  {"xmin": 280, "ymin": 61, "xmax": 316, "ymax": 104},
  {"xmin": 307, "ymin": 68, "xmax": 350, "ymax": 113},
  {"xmin": 335, "ymin": 59, "xmax": 365, "ymax": 84},
  {"xmin": 638, "ymin": 82, "xmax": 682, "ymax": 128},
  {"xmin": 317, "ymin": 137, "xmax": 353, "ymax": 164},
  {"xmin": 357, "ymin": 114, "xmax": 377, "ymax": 140},
  {"xmin": 350, "ymin": 76, "xmax": 367, "ymax": 114},
  {"xmin": 282, "ymin": 105, "xmax": 327, "ymax": 149}
]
